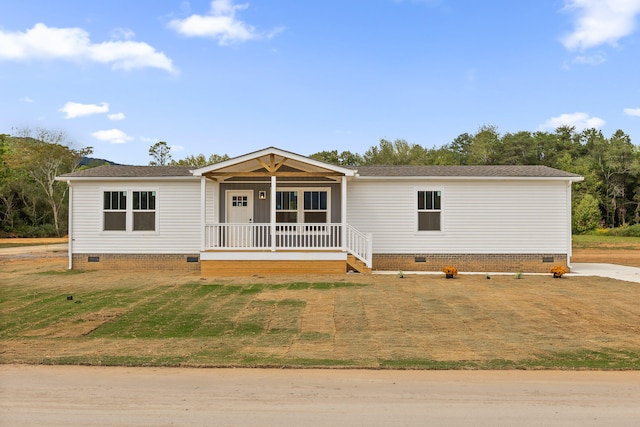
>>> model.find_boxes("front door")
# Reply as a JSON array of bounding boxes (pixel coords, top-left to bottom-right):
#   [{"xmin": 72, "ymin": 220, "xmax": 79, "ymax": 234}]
[{"xmin": 226, "ymin": 191, "xmax": 253, "ymax": 247}]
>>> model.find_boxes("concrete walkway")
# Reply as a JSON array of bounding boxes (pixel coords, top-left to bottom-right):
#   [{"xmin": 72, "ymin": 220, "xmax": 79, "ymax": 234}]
[{"xmin": 570, "ymin": 262, "xmax": 640, "ymax": 283}]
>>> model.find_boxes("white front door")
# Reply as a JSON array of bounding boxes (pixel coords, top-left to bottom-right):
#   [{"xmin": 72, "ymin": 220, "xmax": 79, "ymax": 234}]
[{"xmin": 226, "ymin": 191, "xmax": 253, "ymax": 247}]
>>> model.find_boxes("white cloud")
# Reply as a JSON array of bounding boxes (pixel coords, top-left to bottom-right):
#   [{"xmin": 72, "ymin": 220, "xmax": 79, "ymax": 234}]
[
  {"xmin": 168, "ymin": 0, "xmax": 282, "ymax": 45},
  {"xmin": 139, "ymin": 136, "xmax": 158, "ymax": 143},
  {"xmin": 0, "ymin": 23, "xmax": 176, "ymax": 73},
  {"xmin": 562, "ymin": 0, "xmax": 640, "ymax": 50},
  {"xmin": 540, "ymin": 112, "xmax": 606, "ymax": 130},
  {"xmin": 60, "ymin": 101, "xmax": 109, "ymax": 119},
  {"xmin": 624, "ymin": 107, "xmax": 640, "ymax": 117},
  {"xmin": 108, "ymin": 112, "xmax": 126, "ymax": 121},
  {"xmin": 110, "ymin": 27, "xmax": 136, "ymax": 41},
  {"xmin": 572, "ymin": 53, "xmax": 607, "ymax": 65},
  {"xmin": 20, "ymin": 96, "xmax": 33, "ymax": 103},
  {"xmin": 171, "ymin": 144, "xmax": 185, "ymax": 152},
  {"xmin": 92, "ymin": 129, "xmax": 134, "ymax": 144}
]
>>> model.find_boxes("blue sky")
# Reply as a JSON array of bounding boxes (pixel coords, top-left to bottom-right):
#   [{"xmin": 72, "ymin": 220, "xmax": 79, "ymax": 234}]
[{"xmin": 1, "ymin": 0, "xmax": 639, "ymax": 165}]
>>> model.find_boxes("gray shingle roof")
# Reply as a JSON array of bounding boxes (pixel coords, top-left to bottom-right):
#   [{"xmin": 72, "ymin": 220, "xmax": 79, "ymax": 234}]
[
  {"xmin": 59, "ymin": 165, "xmax": 194, "ymax": 178},
  {"xmin": 58, "ymin": 163, "xmax": 582, "ymax": 179},
  {"xmin": 351, "ymin": 165, "xmax": 581, "ymax": 178}
]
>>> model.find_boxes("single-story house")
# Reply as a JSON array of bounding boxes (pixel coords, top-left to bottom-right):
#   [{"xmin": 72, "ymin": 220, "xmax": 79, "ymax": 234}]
[{"xmin": 56, "ymin": 146, "xmax": 583, "ymax": 275}]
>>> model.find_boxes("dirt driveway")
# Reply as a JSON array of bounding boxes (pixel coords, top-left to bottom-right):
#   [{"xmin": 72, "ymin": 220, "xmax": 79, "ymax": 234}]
[
  {"xmin": 2, "ymin": 365, "xmax": 639, "ymax": 427},
  {"xmin": 572, "ymin": 248, "xmax": 640, "ymax": 267}
]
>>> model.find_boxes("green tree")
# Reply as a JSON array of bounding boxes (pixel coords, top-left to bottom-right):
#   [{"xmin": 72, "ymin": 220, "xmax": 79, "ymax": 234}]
[
  {"xmin": 169, "ymin": 153, "xmax": 230, "ymax": 167},
  {"xmin": 0, "ymin": 134, "xmax": 17, "ymax": 233},
  {"xmin": 500, "ymin": 131, "xmax": 540, "ymax": 165},
  {"xmin": 309, "ymin": 150, "xmax": 363, "ymax": 166},
  {"xmin": 363, "ymin": 138, "xmax": 429, "ymax": 165},
  {"xmin": 584, "ymin": 129, "xmax": 638, "ymax": 227},
  {"xmin": 437, "ymin": 132, "xmax": 473, "ymax": 165},
  {"xmin": 573, "ymin": 194, "xmax": 601, "ymax": 233},
  {"xmin": 149, "ymin": 141, "xmax": 172, "ymax": 166},
  {"xmin": 468, "ymin": 125, "xmax": 502, "ymax": 165},
  {"xmin": 5, "ymin": 128, "xmax": 92, "ymax": 236}
]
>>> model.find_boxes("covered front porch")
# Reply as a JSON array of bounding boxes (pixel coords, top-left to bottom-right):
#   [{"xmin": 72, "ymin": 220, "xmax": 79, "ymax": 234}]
[{"xmin": 193, "ymin": 147, "xmax": 372, "ymax": 275}]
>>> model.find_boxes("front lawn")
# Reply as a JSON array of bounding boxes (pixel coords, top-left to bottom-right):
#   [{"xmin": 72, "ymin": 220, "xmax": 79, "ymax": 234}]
[{"xmin": 2, "ymin": 258, "xmax": 639, "ymax": 369}]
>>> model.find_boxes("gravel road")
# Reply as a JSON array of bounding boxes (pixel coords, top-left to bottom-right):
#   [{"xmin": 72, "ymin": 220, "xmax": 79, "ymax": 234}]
[{"xmin": 1, "ymin": 365, "xmax": 639, "ymax": 427}]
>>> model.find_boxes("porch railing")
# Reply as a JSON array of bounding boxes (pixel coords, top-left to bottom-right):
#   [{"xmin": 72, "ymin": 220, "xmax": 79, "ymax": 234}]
[
  {"xmin": 204, "ymin": 223, "xmax": 373, "ymax": 268},
  {"xmin": 346, "ymin": 224, "xmax": 373, "ymax": 268},
  {"xmin": 205, "ymin": 223, "xmax": 341, "ymax": 250}
]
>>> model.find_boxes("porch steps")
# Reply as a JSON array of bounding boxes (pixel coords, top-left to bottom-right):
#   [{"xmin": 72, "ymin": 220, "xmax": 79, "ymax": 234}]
[
  {"xmin": 347, "ymin": 255, "xmax": 372, "ymax": 274},
  {"xmin": 202, "ymin": 259, "xmax": 347, "ymax": 276}
]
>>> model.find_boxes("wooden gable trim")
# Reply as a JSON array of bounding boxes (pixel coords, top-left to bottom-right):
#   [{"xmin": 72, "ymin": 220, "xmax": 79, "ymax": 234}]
[
  {"xmin": 256, "ymin": 154, "xmax": 288, "ymax": 174},
  {"xmin": 204, "ymin": 154, "xmax": 344, "ymax": 178},
  {"xmin": 207, "ymin": 171, "xmax": 344, "ymax": 177}
]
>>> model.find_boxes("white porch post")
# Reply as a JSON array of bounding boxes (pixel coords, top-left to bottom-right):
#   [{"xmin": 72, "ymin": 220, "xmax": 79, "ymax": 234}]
[
  {"xmin": 270, "ymin": 175, "xmax": 277, "ymax": 251},
  {"xmin": 341, "ymin": 176, "xmax": 347, "ymax": 251},
  {"xmin": 200, "ymin": 176, "xmax": 206, "ymax": 251}
]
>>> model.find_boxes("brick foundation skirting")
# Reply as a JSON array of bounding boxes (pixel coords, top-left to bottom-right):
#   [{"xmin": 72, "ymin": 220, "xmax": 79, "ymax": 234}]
[
  {"xmin": 373, "ymin": 253, "xmax": 568, "ymax": 273},
  {"xmin": 71, "ymin": 253, "xmax": 568, "ymax": 274},
  {"xmin": 72, "ymin": 254, "xmax": 201, "ymax": 272}
]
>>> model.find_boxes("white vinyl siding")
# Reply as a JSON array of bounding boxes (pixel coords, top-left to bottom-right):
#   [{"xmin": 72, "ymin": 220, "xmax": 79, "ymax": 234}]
[
  {"xmin": 347, "ymin": 179, "xmax": 570, "ymax": 254},
  {"xmin": 70, "ymin": 180, "xmax": 201, "ymax": 254},
  {"xmin": 205, "ymin": 180, "xmax": 218, "ymax": 224}
]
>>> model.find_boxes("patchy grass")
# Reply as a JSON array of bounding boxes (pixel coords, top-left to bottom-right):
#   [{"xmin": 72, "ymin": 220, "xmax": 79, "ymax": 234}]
[
  {"xmin": 2, "ymin": 260, "xmax": 640, "ymax": 370},
  {"xmin": 0, "ymin": 238, "xmax": 68, "ymax": 248},
  {"xmin": 381, "ymin": 349, "xmax": 640, "ymax": 370},
  {"xmin": 573, "ymin": 234, "xmax": 640, "ymax": 250},
  {"xmin": 0, "ymin": 243, "xmax": 40, "ymax": 249},
  {"xmin": 34, "ymin": 269, "xmax": 87, "ymax": 276}
]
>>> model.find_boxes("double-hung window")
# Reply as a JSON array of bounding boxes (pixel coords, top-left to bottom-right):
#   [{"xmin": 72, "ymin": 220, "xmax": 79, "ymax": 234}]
[
  {"xmin": 102, "ymin": 189, "xmax": 157, "ymax": 232},
  {"xmin": 303, "ymin": 191, "xmax": 327, "ymax": 223},
  {"xmin": 276, "ymin": 188, "xmax": 330, "ymax": 224},
  {"xmin": 275, "ymin": 191, "xmax": 298, "ymax": 223},
  {"xmin": 103, "ymin": 191, "xmax": 127, "ymax": 231},
  {"xmin": 133, "ymin": 191, "xmax": 156, "ymax": 231},
  {"xmin": 417, "ymin": 190, "xmax": 441, "ymax": 231}
]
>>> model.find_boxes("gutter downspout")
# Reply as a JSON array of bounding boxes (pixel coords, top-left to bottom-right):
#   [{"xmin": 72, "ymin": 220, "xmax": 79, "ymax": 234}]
[
  {"xmin": 567, "ymin": 180, "xmax": 573, "ymax": 269},
  {"xmin": 200, "ymin": 176, "xmax": 206, "ymax": 252},
  {"xmin": 67, "ymin": 182, "xmax": 73, "ymax": 270}
]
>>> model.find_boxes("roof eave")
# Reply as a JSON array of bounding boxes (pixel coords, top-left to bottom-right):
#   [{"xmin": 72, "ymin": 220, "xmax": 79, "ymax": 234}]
[
  {"xmin": 353, "ymin": 175, "xmax": 584, "ymax": 181},
  {"xmin": 55, "ymin": 176, "xmax": 201, "ymax": 182}
]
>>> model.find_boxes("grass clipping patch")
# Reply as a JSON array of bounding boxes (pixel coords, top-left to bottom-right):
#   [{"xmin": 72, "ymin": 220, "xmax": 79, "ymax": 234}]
[{"xmin": 2, "ymin": 261, "xmax": 640, "ymax": 369}]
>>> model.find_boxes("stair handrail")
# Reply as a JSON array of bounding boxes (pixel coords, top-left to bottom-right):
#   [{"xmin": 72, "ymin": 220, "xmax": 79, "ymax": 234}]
[{"xmin": 345, "ymin": 224, "xmax": 373, "ymax": 268}]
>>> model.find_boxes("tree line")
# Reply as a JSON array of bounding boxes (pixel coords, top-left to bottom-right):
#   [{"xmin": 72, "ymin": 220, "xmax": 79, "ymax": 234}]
[
  {"xmin": 148, "ymin": 141, "xmax": 230, "ymax": 167},
  {"xmin": 0, "ymin": 129, "xmax": 92, "ymax": 237},
  {"xmin": 309, "ymin": 126, "xmax": 639, "ymax": 232},
  {"xmin": 1, "ymin": 125, "xmax": 638, "ymax": 237}
]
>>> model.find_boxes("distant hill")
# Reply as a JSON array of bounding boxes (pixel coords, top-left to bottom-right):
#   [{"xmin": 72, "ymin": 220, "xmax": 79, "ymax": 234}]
[{"xmin": 79, "ymin": 157, "xmax": 121, "ymax": 167}]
